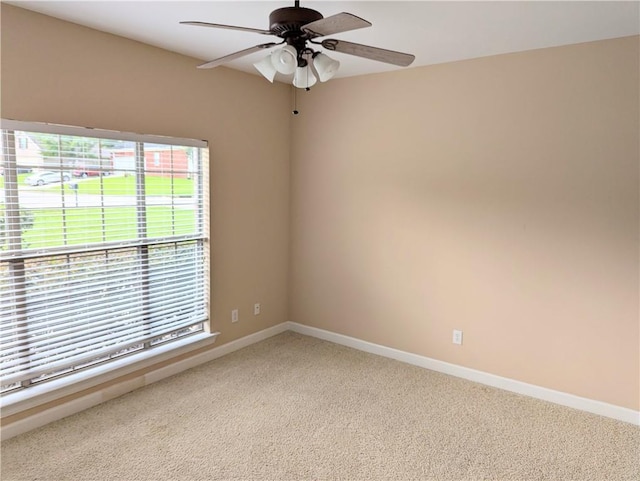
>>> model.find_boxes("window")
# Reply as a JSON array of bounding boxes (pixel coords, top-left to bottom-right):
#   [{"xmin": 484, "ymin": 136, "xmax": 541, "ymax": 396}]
[
  {"xmin": 0, "ymin": 120, "xmax": 209, "ymax": 392},
  {"xmin": 17, "ymin": 136, "xmax": 28, "ymax": 150}
]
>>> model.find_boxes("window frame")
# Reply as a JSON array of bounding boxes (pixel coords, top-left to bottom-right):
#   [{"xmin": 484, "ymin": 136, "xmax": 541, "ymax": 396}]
[{"xmin": 0, "ymin": 119, "xmax": 215, "ymax": 401}]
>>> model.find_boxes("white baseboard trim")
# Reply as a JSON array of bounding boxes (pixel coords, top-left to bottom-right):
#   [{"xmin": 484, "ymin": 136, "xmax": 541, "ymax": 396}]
[
  {"xmin": 1, "ymin": 322, "xmax": 290, "ymax": 441},
  {"xmin": 287, "ymin": 322, "xmax": 640, "ymax": 426}
]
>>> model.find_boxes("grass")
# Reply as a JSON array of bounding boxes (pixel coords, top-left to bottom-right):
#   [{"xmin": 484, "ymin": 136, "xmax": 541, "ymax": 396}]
[
  {"xmin": 61, "ymin": 175, "xmax": 194, "ymax": 196},
  {"xmin": 19, "ymin": 207, "xmax": 196, "ymax": 249}
]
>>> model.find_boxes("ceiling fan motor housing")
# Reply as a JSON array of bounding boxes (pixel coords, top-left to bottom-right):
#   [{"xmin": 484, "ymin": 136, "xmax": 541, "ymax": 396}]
[{"xmin": 269, "ymin": 7, "xmax": 323, "ymax": 37}]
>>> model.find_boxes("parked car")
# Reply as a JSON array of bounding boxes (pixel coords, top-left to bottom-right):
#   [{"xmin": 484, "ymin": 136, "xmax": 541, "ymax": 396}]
[
  {"xmin": 72, "ymin": 168, "xmax": 110, "ymax": 178},
  {"xmin": 24, "ymin": 171, "xmax": 70, "ymax": 186}
]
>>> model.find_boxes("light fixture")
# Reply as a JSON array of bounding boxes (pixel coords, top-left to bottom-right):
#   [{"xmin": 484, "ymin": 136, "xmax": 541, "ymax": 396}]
[
  {"xmin": 253, "ymin": 55, "xmax": 278, "ymax": 83},
  {"xmin": 293, "ymin": 65, "xmax": 317, "ymax": 89},
  {"xmin": 312, "ymin": 53, "xmax": 340, "ymax": 82},
  {"xmin": 254, "ymin": 44, "xmax": 339, "ymax": 90},
  {"xmin": 270, "ymin": 45, "xmax": 297, "ymax": 75}
]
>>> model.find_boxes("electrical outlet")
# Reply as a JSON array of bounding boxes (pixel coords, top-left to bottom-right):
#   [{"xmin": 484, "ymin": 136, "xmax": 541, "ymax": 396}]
[
  {"xmin": 254, "ymin": 303, "xmax": 261, "ymax": 315},
  {"xmin": 231, "ymin": 309, "xmax": 239, "ymax": 323},
  {"xmin": 452, "ymin": 329, "xmax": 463, "ymax": 345}
]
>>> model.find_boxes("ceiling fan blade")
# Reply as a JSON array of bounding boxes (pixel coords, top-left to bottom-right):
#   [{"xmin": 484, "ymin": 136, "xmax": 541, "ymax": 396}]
[
  {"xmin": 180, "ymin": 21, "xmax": 272, "ymax": 35},
  {"xmin": 197, "ymin": 42, "xmax": 279, "ymax": 69},
  {"xmin": 301, "ymin": 12, "xmax": 371, "ymax": 38},
  {"xmin": 321, "ymin": 39, "xmax": 415, "ymax": 67}
]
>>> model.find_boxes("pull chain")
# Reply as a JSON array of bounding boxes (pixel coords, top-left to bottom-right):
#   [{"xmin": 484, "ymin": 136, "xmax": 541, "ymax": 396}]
[{"xmin": 292, "ymin": 86, "xmax": 299, "ymax": 115}]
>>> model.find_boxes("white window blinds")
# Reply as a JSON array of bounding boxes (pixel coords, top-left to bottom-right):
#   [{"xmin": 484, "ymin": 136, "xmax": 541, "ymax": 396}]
[{"xmin": 0, "ymin": 120, "xmax": 209, "ymax": 391}]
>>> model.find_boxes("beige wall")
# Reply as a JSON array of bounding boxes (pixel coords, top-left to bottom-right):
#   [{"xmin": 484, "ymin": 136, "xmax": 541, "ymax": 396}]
[
  {"xmin": 1, "ymin": 4, "xmax": 291, "ymax": 346},
  {"xmin": 290, "ymin": 37, "xmax": 639, "ymax": 411}
]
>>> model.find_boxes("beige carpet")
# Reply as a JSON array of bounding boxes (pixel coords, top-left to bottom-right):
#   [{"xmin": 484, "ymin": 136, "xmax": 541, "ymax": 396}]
[{"xmin": 1, "ymin": 332, "xmax": 639, "ymax": 480}]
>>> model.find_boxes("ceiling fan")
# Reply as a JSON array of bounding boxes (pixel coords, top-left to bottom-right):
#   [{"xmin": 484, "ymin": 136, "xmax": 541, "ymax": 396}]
[{"xmin": 180, "ymin": 1, "xmax": 415, "ymax": 89}]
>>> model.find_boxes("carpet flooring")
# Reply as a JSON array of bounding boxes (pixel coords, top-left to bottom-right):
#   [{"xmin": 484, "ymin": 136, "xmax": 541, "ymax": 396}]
[{"xmin": 1, "ymin": 331, "xmax": 639, "ymax": 480}]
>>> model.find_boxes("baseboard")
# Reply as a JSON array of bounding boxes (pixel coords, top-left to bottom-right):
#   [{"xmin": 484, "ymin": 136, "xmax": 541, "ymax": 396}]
[
  {"xmin": 287, "ymin": 322, "xmax": 640, "ymax": 426},
  {"xmin": 1, "ymin": 322, "xmax": 289, "ymax": 441}
]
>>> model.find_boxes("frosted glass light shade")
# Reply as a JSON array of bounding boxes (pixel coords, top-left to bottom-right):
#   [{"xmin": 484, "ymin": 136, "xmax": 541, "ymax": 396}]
[
  {"xmin": 313, "ymin": 53, "xmax": 340, "ymax": 82},
  {"xmin": 271, "ymin": 45, "xmax": 297, "ymax": 75},
  {"xmin": 253, "ymin": 55, "xmax": 278, "ymax": 82},
  {"xmin": 293, "ymin": 65, "xmax": 317, "ymax": 89}
]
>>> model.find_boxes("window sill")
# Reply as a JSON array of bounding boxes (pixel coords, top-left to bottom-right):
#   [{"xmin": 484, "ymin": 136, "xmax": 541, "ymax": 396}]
[{"xmin": 1, "ymin": 331, "xmax": 220, "ymax": 419}]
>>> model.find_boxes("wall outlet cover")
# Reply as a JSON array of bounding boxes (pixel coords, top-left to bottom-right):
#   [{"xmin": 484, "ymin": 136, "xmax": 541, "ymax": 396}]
[{"xmin": 453, "ymin": 329, "xmax": 463, "ymax": 345}]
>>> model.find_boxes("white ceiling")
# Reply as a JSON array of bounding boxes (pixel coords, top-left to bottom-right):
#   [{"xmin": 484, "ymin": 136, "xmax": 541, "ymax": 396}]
[{"xmin": 6, "ymin": 1, "xmax": 640, "ymax": 80}]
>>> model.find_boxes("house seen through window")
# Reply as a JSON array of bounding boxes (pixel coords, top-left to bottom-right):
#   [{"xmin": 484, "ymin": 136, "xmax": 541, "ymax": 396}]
[{"xmin": 0, "ymin": 121, "xmax": 209, "ymax": 392}]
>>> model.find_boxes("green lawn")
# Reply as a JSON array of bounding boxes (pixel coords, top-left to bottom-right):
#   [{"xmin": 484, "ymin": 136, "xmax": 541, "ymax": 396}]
[
  {"xmin": 19, "ymin": 206, "xmax": 196, "ymax": 249},
  {"xmin": 59, "ymin": 175, "xmax": 194, "ymax": 196}
]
